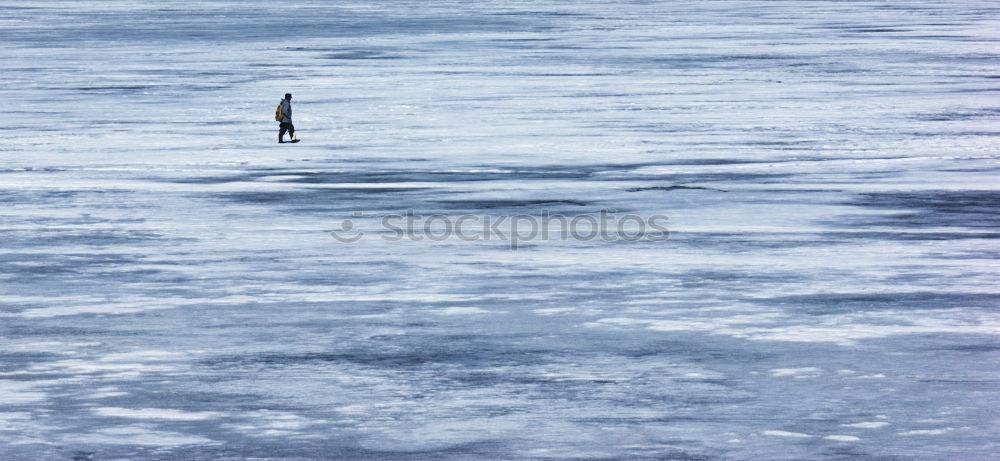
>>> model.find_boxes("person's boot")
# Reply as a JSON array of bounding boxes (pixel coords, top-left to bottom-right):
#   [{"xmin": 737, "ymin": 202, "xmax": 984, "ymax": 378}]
[
  {"xmin": 278, "ymin": 134, "xmax": 285, "ymax": 144},
  {"xmin": 291, "ymin": 134, "xmax": 299, "ymax": 143}
]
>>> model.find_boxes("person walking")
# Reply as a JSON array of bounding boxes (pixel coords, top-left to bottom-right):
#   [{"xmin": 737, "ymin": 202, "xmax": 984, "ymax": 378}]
[{"xmin": 277, "ymin": 93, "xmax": 299, "ymax": 143}]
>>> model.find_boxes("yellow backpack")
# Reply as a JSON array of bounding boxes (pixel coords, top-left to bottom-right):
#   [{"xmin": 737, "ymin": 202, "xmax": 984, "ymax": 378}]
[{"xmin": 274, "ymin": 102, "xmax": 283, "ymax": 121}]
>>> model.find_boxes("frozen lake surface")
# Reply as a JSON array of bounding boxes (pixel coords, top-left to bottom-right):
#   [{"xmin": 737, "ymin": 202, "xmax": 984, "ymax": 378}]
[{"xmin": 2, "ymin": 1, "xmax": 999, "ymax": 459}]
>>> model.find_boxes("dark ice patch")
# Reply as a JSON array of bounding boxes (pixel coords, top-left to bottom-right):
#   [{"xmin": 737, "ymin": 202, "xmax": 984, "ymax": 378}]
[
  {"xmin": 489, "ymin": 11, "xmax": 592, "ymax": 17},
  {"xmin": 434, "ymin": 199, "xmax": 586, "ymax": 210},
  {"xmin": 930, "ymin": 342, "xmax": 1000, "ymax": 353},
  {"xmin": 322, "ymin": 50, "xmax": 403, "ymax": 60},
  {"xmin": 169, "ymin": 167, "xmax": 594, "ymax": 185},
  {"xmin": 621, "ymin": 172, "xmax": 795, "ymax": 184},
  {"xmin": 217, "ymin": 343, "xmax": 550, "ymax": 370},
  {"xmin": 73, "ymin": 85, "xmax": 155, "ymax": 93},
  {"xmin": 218, "ymin": 187, "xmax": 420, "ymax": 209},
  {"xmin": 0, "ymin": 352, "xmax": 62, "ymax": 373},
  {"xmin": 671, "ymin": 232, "xmax": 841, "ymax": 251},
  {"xmin": 820, "ymin": 230, "xmax": 1000, "ymax": 241},
  {"xmin": 912, "ymin": 107, "xmax": 1000, "ymax": 121},
  {"xmin": 842, "ymin": 27, "xmax": 910, "ymax": 33},
  {"xmin": 750, "ymin": 292, "xmax": 1000, "ymax": 315},
  {"xmin": 0, "ymin": 189, "xmax": 91, "ymax": 205},
  {"xmin": 626, "ymin": 185, "xmax": 727, "ymax": 193},
  {"xmin": 646, "ymin": 53, "xmax": 798, "ymax": 70},
  {"xmin": 842, "ymin": 190, "xmax": 1000, "ymax": 229},
  {"xmin": 163, "ymin": 162, "xmax": 749, "ymax": 187},
  {"xmin": 1, "ymin": 229, "xmax": 165, "ymax": 248},
  {"xmin": 0, "ymin": 252, "xmax": 175, "ymax": 285},
  {"xmin": 677, "ymin": 269, "xmax": 806, "ymax": 289}
]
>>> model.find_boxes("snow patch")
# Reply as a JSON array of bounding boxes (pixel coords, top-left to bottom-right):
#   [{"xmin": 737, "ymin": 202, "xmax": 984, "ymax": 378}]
[
  {"xmin": 842, "ymin": 421, "xmax": 889, "ymax": 429},
  {"xmin": 769, "ymin": 367, "xmax": 822, "ymax": 378},
  {"xmin": 762, "ymin": 430, "xmax": 812, "ymax": 438},
  {"xmin": 899, "ymin": 428, "xmax": 955, "ymax": 436},
  {"xmin": 93, "ymin": 407, "xmax": 222, "ymax": 421},
  {"xmin": 825, "ymin": 435, "xmax": 860, "ymax": 442},
  {"xmin": 224, "ymin": 410, "xmax": 326, "ymax": 435}
]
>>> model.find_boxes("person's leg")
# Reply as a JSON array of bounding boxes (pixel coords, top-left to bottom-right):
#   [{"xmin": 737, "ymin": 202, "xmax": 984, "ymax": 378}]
[
  {"xmin": 279, "ymin": 123, "xmax": 288, "ymax": 143},
  {"xmin": 288, "ymin": 123, "xmax": 296, "ymax": 141}
]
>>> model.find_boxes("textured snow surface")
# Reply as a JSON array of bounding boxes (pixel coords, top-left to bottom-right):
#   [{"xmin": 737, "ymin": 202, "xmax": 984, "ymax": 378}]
[{"xmin": 2, "ymin": 1, "xmax": 999, "ymax": 460}]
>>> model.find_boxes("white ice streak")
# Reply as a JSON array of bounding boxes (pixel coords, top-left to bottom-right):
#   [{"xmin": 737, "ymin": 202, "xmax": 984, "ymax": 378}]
[
  {"xmin": 30, "ymin": 359, "xmax": 174, "ymax": 374},
  {"xmin": 842, "ymin": 421, "xmax": 890, "ymax": 429},
  {"xmin": 0, "ymin": 381, "xmax": 48, "ymax": 405},
  {"xmin": 4, "ymin": 295, "xmax": 264, "ymax": 318},
  {"xmin": 533, "ymin": 307, "xmax": 580, "ymax": 315},
  {"xmin": 98, "ymin": 350, "xmax": 190, "ymax": 362},
  {"xmin": 761, "ymin": 430, "xmax": 812, "ymax": 438},
  {"xmin": 20, "ymin": 350, "xmax": 191, "ymax": 380},
  {"xmin": 224, "ymin": 410, "xmax": 326, "ymax": 437},
  {"xmin": 88, "ymin": 387, "xmax": 129, "ymax": 399},
  {"xmin": 824, "ymin": 435, "xmax": 861, "ymax": 442},
  {"xmin": 93, "ymin": 407, "xmax": 222, "ymax": 421},
  {"xmin": 899, "ymin": 428, "xmax": 957, "ymax": 436},
  {"xmin": 769, "ymin": 367, "xmax": 823, "ymax": 378},
  {"xmin": 63, "ymin": 425, "xmax": 217, "ymax": 447},
  {"xmin": 0, "ymin": 340, "xmax": 100, "ymax": 354},
  {"xmin": 586, "ymin": 310, "xmax": 1000, "ymax": 346}
]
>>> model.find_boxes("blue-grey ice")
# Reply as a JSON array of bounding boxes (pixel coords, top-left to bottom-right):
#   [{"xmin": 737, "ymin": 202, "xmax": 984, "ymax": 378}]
[{"xmin": 2, "ymin": 1, "xmax": 999, "ymax": 460}]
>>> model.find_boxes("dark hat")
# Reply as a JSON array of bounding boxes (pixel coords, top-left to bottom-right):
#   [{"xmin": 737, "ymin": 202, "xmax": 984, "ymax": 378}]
[{"xmin": 284, "ymin": 93, "xmax": 292, "ymax": 99}]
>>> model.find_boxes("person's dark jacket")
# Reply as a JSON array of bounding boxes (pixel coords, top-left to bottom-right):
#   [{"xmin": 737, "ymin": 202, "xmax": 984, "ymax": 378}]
[{"xmin": 280, "ymin": 99, "xmax": 292, "ymax": 124}]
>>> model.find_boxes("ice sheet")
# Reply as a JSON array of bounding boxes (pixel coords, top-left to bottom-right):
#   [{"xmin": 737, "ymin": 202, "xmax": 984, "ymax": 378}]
[{"xmin": 2, "ymin": 1, "xmax": 999, "ymax": 460}]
